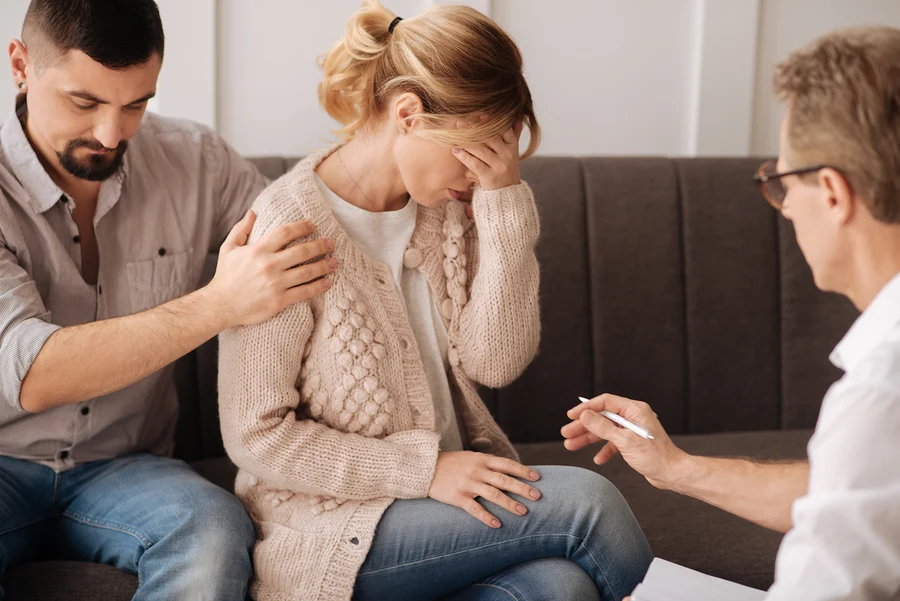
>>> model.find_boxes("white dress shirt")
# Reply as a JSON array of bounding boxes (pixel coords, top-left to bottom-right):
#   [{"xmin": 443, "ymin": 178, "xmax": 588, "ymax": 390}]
[{"xmin": 767, "ymin": 272, "xmax": 900, "ymax": 600}]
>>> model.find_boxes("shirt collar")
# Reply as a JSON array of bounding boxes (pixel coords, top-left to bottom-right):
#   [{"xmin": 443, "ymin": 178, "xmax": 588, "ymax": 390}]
[
  {"xmin": 0, "ymin": 98, "xmax": 130, "ymax": 216},
  {"xmin": 1, "ymin": 102, "xmax": 65, "ymax": 214},
  {"xmin": 830, "ymin": 271, "xmax": 900, "ymax": 372}
]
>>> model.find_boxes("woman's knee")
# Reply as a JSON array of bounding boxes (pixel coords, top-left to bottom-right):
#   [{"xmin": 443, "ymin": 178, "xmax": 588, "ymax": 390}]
[
  {"xmin": 530, "ymin": 465, "xmax": 651, "ymax": 561},
  {"xmin": 532, "ymin": 466, "xmax": 633, "ymax": 521}
]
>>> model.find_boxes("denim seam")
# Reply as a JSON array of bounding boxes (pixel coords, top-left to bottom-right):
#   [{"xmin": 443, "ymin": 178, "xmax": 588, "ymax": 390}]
[
  {"xmin": 468, "ymin": 583, "xmax": 519, "ymax": 600},
  {"xmin": 0, "ymin": 516, "xmax": 51, "ymax": 538},
  {"xmin": 60, "ymin": 510, "xmax": 153, "ymax": 549},
  {"xmin": 576, "ymin": 531, "xmax": 619, "ymax": 600},
  {"xmin": 358, "ymin": 533, "xmax": 578, "ymax": 577}
]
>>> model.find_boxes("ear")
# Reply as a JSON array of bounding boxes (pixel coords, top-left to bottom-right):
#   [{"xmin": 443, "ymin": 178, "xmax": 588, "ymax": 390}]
[
  {"xmin": 819, "ymin": 167, "xmax": 855, "ymax": 225},
  {"xmin": 393, "ymin": 92, "xmax": 424, "ymax": 132},
  {"xmin": 9, "ymin": 40, "xmax": 30, "ymax": 89}
]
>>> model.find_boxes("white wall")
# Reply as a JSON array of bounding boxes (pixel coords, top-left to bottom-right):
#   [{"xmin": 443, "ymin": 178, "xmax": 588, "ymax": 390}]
[
  {"xmin": 494, "ymin": 1, "xmax": 701, "ymax": 156},
  {"xmin": 0, "ymin": 0, "xmax": 899, "ymax": 157},
  {"xmin": 751, "ymin": 0, "xmax": 900, "ymax": 155},
  {"xmin": 217, "ymin": 0, "xmax": 425, "ymax": 156}
]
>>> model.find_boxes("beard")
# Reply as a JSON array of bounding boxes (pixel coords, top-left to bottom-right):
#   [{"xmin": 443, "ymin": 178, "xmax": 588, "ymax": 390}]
[{"xmin": 57, "ymin": 138, "xmax": 128, "ymax": 181}]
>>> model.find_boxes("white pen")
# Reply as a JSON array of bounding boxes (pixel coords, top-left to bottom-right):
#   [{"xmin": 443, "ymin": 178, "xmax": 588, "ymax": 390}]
[{"xmin": 578, "ymin": 397, "xmax": 655, "ymax": 440}]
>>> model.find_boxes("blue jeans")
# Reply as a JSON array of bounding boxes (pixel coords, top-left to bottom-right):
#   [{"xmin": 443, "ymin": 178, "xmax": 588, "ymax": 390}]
[
  {"xmin": 0, "ymin": 453, "xmax": 255, "ymax": 601},
  {"xmin": 354, "ymin": 466, "xmax": 653, "ymax": 601}
]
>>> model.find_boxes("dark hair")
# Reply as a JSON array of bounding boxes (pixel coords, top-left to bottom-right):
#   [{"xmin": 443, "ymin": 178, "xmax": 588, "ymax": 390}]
[{"xmin": 23, "ymin": 0, "xmax": 165, "ymax": 69}]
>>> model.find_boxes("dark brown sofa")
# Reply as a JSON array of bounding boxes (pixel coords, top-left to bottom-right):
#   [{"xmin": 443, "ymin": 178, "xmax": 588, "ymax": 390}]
[{"xmin": 2, "ymin": 156, "xmax": 859, "ymax": 599}]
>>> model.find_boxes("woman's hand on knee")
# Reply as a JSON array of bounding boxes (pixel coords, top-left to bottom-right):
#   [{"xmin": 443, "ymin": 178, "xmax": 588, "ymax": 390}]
[{"xmin": 428, "ymin": 451, "xmax": 542, "ymax": 528}]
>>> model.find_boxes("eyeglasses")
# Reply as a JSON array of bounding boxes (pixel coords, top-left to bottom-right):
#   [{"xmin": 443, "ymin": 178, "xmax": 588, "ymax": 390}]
[{"xmin": 753, "ymin": 160, "xmax": 835, "ymax": 210}]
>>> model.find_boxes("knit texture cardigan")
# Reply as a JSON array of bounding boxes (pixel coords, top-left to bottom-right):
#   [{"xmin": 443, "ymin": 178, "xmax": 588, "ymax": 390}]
[{"xmin": 218, "ymin": 147, "xmax": 541, "ymax": 601}]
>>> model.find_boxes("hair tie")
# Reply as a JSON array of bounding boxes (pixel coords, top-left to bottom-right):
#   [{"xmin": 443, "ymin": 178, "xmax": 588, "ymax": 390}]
[{"xmin": 389, "ymin": 16, "xmax": 403, "ymax": 34}]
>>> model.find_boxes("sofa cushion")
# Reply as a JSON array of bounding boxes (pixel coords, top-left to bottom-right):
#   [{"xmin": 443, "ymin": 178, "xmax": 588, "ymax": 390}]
[{"xmin": 1, "ymin": 561, "xmax": 136, "ymax": 601}]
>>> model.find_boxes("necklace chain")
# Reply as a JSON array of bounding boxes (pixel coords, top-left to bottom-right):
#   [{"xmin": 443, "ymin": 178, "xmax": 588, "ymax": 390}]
[{"xmin": 337, "ymin": 148, "xmax": 372, "ymax": 205}]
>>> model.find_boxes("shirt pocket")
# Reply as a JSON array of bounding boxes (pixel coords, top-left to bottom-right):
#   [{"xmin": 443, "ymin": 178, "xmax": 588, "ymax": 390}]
[{"xmin": 126, "ymin": 249, "xmax": 195, "ymax": 313}]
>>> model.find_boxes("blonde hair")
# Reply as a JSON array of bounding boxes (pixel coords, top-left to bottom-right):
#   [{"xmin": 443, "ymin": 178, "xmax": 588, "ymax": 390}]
[
  {"xmin": 318, "ymin": 0, "xmax": 540, "ymax": 159},
  {"xmin": 774, "ymin": 26, "xmax": 900, "ymax": 223}
]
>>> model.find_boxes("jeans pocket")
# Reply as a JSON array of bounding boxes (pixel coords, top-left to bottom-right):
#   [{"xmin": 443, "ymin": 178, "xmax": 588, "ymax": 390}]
[{"xmin": 126, "ymin": 249, "xmax": 194, "ymax": 313}]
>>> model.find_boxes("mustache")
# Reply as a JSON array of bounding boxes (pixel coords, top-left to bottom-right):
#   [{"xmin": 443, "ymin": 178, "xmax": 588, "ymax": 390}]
[{"xmin": 66, "ymin": 139, "xmax": 126, "ymax": 153}]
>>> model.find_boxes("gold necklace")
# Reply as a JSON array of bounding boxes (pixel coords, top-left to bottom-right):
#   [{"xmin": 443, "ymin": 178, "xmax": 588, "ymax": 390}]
[{"xmin": 336, "ymin": 147, "xmax": 372, "ymax": 205}]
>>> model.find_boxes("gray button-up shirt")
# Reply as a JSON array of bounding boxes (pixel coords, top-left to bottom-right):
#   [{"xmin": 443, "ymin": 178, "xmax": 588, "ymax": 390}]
[{"xmin": 0, "ymin": 105, "xmax": 267, "ymax": 471}]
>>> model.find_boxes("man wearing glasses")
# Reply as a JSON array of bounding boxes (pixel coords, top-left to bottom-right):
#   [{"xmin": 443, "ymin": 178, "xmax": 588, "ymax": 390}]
[{"xmin": 564, "ymin": 25, "xmax": 900, "ymax": 600}]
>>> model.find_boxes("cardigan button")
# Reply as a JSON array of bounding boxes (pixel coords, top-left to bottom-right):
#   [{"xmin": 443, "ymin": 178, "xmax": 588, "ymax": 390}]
[
  {"xmin": 403, "ymin": 248, "xmax": 423, "ymax": 269},
  {"xmin": 448, "ymin": 347, "xmax": 460, "ymax": 367}
]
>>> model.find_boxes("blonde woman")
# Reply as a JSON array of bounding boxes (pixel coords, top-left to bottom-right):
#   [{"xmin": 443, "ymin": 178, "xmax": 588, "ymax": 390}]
[{"xmin": 218, "ymin": 2, "xmax": 652, "ymax": 600}]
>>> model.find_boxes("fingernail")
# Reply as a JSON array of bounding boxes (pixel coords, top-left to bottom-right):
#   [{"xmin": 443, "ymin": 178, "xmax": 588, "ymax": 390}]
[
  {"xmin": 529, "ymin": 489, "xmax": 541, "ymax": 500},
  {"xmin": 323, "ymin": 278, "xmax": 332, "ymax": 288},
  {"xmin": 452, "ymin": 148, "xmax": 460, "ymax": 154},
  {"xmin": 492, "ymin": 519, "xmax": 501, "ymax": 528},
  {"xmin": 530, "ymin": 471, "xmax": 540, "ymax": 481},
  {"xmin": 328, "ymin": 259, "xmax": 338, "ymax": 269},
  {"xmin": 327, "ymin": 240, "xmax": 335, "ymax": 251},
  {"xmin": 516, "ymin": 504, "xmax": 527, "ymax": 515}
]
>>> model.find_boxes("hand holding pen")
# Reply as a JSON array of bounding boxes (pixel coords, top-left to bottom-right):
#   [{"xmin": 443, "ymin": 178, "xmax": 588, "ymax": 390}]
[{"xmin": 561, "ymin": 393, "xmax": 691, "ymax": 492}]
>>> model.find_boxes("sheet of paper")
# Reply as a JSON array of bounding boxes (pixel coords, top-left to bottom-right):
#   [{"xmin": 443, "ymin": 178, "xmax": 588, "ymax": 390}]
[{"xmin": 631, "ymin": 558, "xmax": 767, "ymax": 601}]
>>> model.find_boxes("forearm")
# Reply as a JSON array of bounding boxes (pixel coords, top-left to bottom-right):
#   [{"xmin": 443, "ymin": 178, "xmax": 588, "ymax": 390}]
[
  {"xmin": 457, "ymin": 184, "xmax": 541, "ymax": 387},
  {"xmin": 222, "ymin": 419, "xmax": 440, "ymax": 501},
  {"xmin": 19, "ymin": 287, "xmax": 228, "ymax": 412},
  {"xmin": 667, "ymin": 455, "xmax": 809, "ymax": 532}
]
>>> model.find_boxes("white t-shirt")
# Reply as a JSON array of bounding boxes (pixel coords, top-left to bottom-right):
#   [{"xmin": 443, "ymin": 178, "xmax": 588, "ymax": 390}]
[{"xmin": 315, "ymin": 175, "xmax": 464, "ymax": 452}]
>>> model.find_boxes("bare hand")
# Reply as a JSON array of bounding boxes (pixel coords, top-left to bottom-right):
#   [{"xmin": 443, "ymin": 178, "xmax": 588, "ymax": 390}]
[
  {"xmin": 428, "ymin": 451, "xmax": 542, "ymax": 528},
  {"xmin": 208, "ymin": 211, "xmax": 337, "ymax": 327},
  {"xmin": 451, "ymin": 121, "xmax": 523, "ymax": 191},
  {"xmin": 561, "ymin": 394, "xmax": 689, "ymax": 491}
]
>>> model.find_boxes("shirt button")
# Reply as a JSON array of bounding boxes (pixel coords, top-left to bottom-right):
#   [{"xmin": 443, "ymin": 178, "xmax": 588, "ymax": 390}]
[
  {"xmin": 80, "ymin": 407, "xmax": 89, "ymax": 416},
  {"xmin": 59, "ymin": 450, "xmax": 69, "ymax": 460},
  {"xmin": 60, "ymin": 196, "xmax": 68, "ymax": 204},
  {"xmin": 73, "ymin": 235, "xmax": 80, "ymax": 244},
  {"xmin": 98, "ymin": 285, "xmax": 103, "ymax": 295},
  {"xmin": 399, "ymin": 338, "xmax": 410, "ymax": 351},
  {"xmin": 158, "ymin": 247, "xmax": 167, "ymax": 257}
]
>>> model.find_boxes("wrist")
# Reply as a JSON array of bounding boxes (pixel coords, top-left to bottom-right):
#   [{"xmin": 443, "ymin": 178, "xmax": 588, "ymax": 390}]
[
  {"xmin": 658, "ymin": 449, "xmax": 699, "ymax": 494},
  {"xmin": 481, "ymin": 177, "xmax": 521, "ymax": 192},
  {"xmin": 194, "ymin": 284, "xmax": 236, "ymax": 331}
]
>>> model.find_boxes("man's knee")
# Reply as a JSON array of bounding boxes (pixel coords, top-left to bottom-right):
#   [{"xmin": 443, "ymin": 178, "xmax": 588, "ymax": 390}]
[{"xmin": 179, "ymin": 486, "xmax": 255, "ymax": 553}]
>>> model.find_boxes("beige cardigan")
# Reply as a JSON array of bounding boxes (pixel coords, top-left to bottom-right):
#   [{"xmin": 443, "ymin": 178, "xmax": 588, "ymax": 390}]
[{"xmin": 218, "ymin": 147, "xmax": 541, "ymax": 601}]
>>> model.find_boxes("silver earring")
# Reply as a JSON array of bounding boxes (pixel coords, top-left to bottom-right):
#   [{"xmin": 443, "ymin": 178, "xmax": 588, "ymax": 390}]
[
  {"xmin": 400, "ymin": 127, "xmax": 407, "ymax": 135},
  {"xmin": 17, "ymin": 82, "xmax": 25, "ymax": 90}
]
